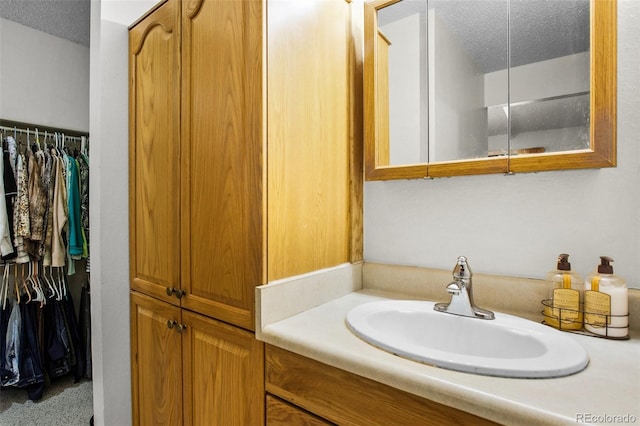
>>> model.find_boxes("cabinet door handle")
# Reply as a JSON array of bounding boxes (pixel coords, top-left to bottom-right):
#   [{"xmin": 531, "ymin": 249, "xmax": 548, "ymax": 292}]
[
  {"xmin": 176, "ymin": 323, "xmax": 187, "ymax": 334},
  {"xmin": 167, "ymin": 320, "xmax": 177, "ymax": 329},
  {"xmin": 165, "ymin": 287, "xmax": 186, "ymax": 299}
]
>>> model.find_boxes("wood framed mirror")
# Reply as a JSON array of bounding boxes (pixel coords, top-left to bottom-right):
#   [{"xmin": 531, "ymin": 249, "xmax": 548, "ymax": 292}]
[{"xmin": 364, "ymin": 0, "xmax": 616, "ymax": 181}]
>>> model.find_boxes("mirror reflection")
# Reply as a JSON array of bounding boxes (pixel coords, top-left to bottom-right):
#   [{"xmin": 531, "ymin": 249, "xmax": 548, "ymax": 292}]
[{"xmin": 376, "ymin": 0, "xmax": 590, "ymax": 165}]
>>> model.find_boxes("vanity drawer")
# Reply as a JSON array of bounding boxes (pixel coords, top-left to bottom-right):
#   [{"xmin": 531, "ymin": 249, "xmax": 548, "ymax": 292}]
[
  {"xmin": 265, "ymin": 344, "xmax": 500, "ymax": 426},
  {"xmin": 267, "ymin": 395, "xmax": 333, "ymax": 426}
]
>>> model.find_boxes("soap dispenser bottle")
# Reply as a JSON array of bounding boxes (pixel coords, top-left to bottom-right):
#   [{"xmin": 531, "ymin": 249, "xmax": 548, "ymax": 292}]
[
  {"xmin": 544, "ymin": 254, "xmax": 583, "ymax": 330},
  {"xmin": 584, "ymin": 256, "xmax": 628, "ymax": 338}
]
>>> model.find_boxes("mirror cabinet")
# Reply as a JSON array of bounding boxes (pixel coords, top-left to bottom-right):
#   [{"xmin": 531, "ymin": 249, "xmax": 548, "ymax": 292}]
[{"xmin": 364, "ymin": 0, "xmax": 616, "ymax": 180}]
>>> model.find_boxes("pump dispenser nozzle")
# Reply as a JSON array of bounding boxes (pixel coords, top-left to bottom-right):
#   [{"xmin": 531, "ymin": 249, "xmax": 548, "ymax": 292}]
[
  {"xmin": 598, "ymin": 256, "xmax": 614, "ymax": 274},
  {"xmin": 557, "ymin": 253, "xmax": 571, "ymax": 271}
]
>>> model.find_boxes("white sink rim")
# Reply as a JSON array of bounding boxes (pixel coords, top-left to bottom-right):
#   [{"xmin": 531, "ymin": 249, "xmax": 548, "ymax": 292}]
[{"xmin": 345, "ymin": 300, "xmax": 589, "ymax": 378}]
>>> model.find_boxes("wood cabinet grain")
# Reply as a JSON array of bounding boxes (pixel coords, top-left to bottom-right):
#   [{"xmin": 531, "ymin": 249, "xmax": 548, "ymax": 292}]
[
  {"xmin": 130, "ymin": 292, "xmax": 183, "ymax": 426},
  {"xmin": 130, "ymin": 291, "xmax": 264, "ymax": 426},
  {"xmin": 267, "ymin": 395, "xmax": 333, "ymax": 426},
  {"xmin": 179, "ymin": 0, "xmax": 263, "ymax": 331},
  {"xmin": 130, "ymin": 0, "xmax": 361, "ymax": 424},
  {"xmin": 129, "ymin": 0, "xmax": 182, "ymax": 306},
  {"xmin": 266, "ymin": 345, "xmax": 500, "ymax": 426}
]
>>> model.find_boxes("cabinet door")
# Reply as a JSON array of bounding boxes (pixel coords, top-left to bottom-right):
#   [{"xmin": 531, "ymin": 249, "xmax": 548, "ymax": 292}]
[
  {"xmin": 181, "ymin": 310, "xmax": 264, "ymax": 426},
  {"xmin": 180, "ymin": 0, "xmax": 264, "ymax": 330},
  {"xmin": 129, "ymin": 0, "xmax": 182, "ymax": 304},
  {"xmin": 130, "ymin": 291, "xmax": 183, "ymax": 426},
  {"xmin": 267, "ymin": 0, "xmax": 352, "ymax": 280}
]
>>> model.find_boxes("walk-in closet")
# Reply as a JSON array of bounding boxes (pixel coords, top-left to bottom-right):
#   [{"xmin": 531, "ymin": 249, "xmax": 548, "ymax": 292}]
[
  {"xmin": 0, "ymin": 1, "xmax": 92, "ymax": 423},
  {"xmin": 0, "ymin": 120, "xmax": 92, "ymax": 422}
]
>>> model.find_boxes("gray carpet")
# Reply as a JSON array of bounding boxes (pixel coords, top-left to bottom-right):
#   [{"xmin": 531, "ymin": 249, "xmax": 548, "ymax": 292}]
[{"xmin": 0, "ymin": 376, "xmax": 93, "ymax": 426}]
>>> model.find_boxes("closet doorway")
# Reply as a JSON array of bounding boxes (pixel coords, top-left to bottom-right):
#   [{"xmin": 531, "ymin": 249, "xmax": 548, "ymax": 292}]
[{"xmin": 0, "ymin": 1, "xmax": 93, "ymax": 424}]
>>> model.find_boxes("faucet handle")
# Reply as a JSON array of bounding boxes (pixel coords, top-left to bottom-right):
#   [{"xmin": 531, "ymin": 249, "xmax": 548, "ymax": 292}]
[
  {"xmin": 446, "ymin": 282, "xmax": 461, "ymax": 295},
  {"xmin": 453, "ymin": 256, "xmax": 472, "ymax": 280}
]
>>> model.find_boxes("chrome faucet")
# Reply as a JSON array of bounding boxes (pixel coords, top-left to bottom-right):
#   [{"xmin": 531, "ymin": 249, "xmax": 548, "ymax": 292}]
[{"xmin": 434, "ymin": 256, "xmax": 495, "ymax": 320}]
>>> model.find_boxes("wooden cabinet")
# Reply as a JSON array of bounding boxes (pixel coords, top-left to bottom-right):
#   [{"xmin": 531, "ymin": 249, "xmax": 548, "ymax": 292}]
[
  {"xmin": 131, "ymin": 292, "xmax": 264, "ymax": 426},
  {"xmin": 129, "ymin": 0, "xmax": 182, "ymax": 308},
  {"xmin": 265, "ymin": 345, "xmax": 500, "ymax": 426},
  {"xmin": 129, "ymin": 1, "xmax": 265, "ymax": 424},
  {"xmin": 130, "ymin": 0, "xmax": 358, "ymax": 330},
  {"xmin": 181, "ymin": 309, "xmax": 264, "ymax": 426},
  {"xmin": 130, "ymin": 0, "xmax": 262, "ymax": 330},
  {"xmin": 130, "ymin": 0, "xmax": 359, "ymax": 424},
  {"xmin": 266, "ymin": 0, "xmax": 353, "ymax": 280},
  {"xmin": 180, "ymin": 0, "xmax": 263, "ymax": 330},
  {"xmin": 266, "ymin": 395, "xmax": 333, "ymax": 426},
  {"xmin": 130, "ymin": 292, "xmax": 183, "ymax": 426}
]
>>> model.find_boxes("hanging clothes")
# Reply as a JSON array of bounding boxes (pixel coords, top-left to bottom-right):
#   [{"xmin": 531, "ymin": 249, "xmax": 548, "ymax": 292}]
[
  {"xmin": 18, "ymin": 300, "xmax": 45, "ymax": 400},
  {"xmin": 0, "ymin": 266, "xmax": 87, "ymax": 398},
  {"xmin": 0, "ymin": 131, "xmax": 89, "ymax": 268},
  {"xmin": 0, "ymin": 300, "xmax": 11, "ymax": 384},
  {"xmin": 2, "ymin": 299, "xmax": 21, "ymax": 386},
  {"xmin": 78, "ymin": 281, "xmax": 91, "ymax": 379},
  {"xmin": 25, "ymin": 149, "xmax": 48, "ymax": 260},
  {"xmin": 0, "ymin": 147, "xmax": 14, "ymax": 257},
  {"xmin": 51, "ymin": 155, "xmax": 68, "ymax": 268},
  {"xmin": 43, "ymin": 149, "xmax": 57, "ymax": 266},
  {"xmin": 66, "ymin": 155, "xmax": 83, "ymax": 258},
  {"xmin": 78, "ymin": 154, "xmax": 89, "ymax": 258},
  {"xmin": 13, "ymin": 154, "xmax": 31, "ymax": 264},
  {"xmin": 0, "ymin": 126, "xmax": 90, "ymax": 401},
  {"xmin": 1, "ymin": 138, "xmax": 18, "ymax": 261}
]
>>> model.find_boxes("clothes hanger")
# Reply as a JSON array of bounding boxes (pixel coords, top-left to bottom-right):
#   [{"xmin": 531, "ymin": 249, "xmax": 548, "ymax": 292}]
[
  {"xmin": 0, "ymin": 263, "xmax": 9, "ymax": 309},
  {"xmin": 53, "ymin": 132, "xmax": 59, "ymax": 155},
  {"xmin": 54, "ymin": 267, "xmax": 64, "ymax": 301},
  {"xmin": 22, "ymin": 263, "xmax": 32, "ymax": 304},
  {"xmin": 29, "ymin": 262, "xmax": 46, "ymax": 307},
  {"xmin": 35, "ymin": 128, "xmax": 41, "ymax": 151},
  {"xmin": 42, "ymin": 265, "xmax": 57, "ymax": 299},
  {"xmin": 62, "ymin": 133, "xmax": 68, "ymax": 155},
  {"xmin": 46, "ymin": 265, "xmax": 60, "ymax": 300},
  {"xmin": 13, "ymin": 263, "xmax": 21, "ymax": 304},
  {"xmin": 59, "ymin": 267, "xmax": 67, "ymax": 299}
]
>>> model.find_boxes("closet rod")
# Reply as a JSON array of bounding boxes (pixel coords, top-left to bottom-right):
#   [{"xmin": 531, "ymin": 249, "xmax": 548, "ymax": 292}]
[
  {"xmin": 0, "ymin": 119, "xmax": 89, "ymax": 140},
  {"xmin": 0, "ymin": 126, "xmax": 86, "ymax": 145}
]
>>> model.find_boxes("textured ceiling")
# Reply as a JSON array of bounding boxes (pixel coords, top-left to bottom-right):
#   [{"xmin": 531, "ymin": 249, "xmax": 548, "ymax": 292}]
[
  {"xmin": 378, "ymin": 0, "xmax": 590, "ymax": 73},
  {"xmin": 0, "ymin": 0, "xmax": 90, "ymax": 47}
]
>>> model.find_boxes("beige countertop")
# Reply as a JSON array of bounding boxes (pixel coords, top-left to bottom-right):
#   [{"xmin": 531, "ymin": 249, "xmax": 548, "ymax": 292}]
[{"xmin": 256, "ymin": 263, "xmax": 640, "ymax": 426}]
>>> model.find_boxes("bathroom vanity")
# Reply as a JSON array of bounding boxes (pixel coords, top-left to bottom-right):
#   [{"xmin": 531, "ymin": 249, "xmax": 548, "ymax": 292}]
[
  {"xmin": 257, "ymin": 263, "xmax": 640, "ymax": 425},
  {"xmin": 265, "ymin": 344, "xmax": 497, "ymax": 425}
]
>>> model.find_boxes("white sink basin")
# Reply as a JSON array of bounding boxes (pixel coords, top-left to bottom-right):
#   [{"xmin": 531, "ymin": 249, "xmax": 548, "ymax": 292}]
[{"xmin": 346, "ymin": 300, "xmax": 589, "ymax": 378}]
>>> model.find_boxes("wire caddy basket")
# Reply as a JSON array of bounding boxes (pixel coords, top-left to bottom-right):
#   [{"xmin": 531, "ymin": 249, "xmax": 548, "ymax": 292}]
[{"xmin": 541, "ymin": 299, "xmax": 629, "ymax": 340}]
